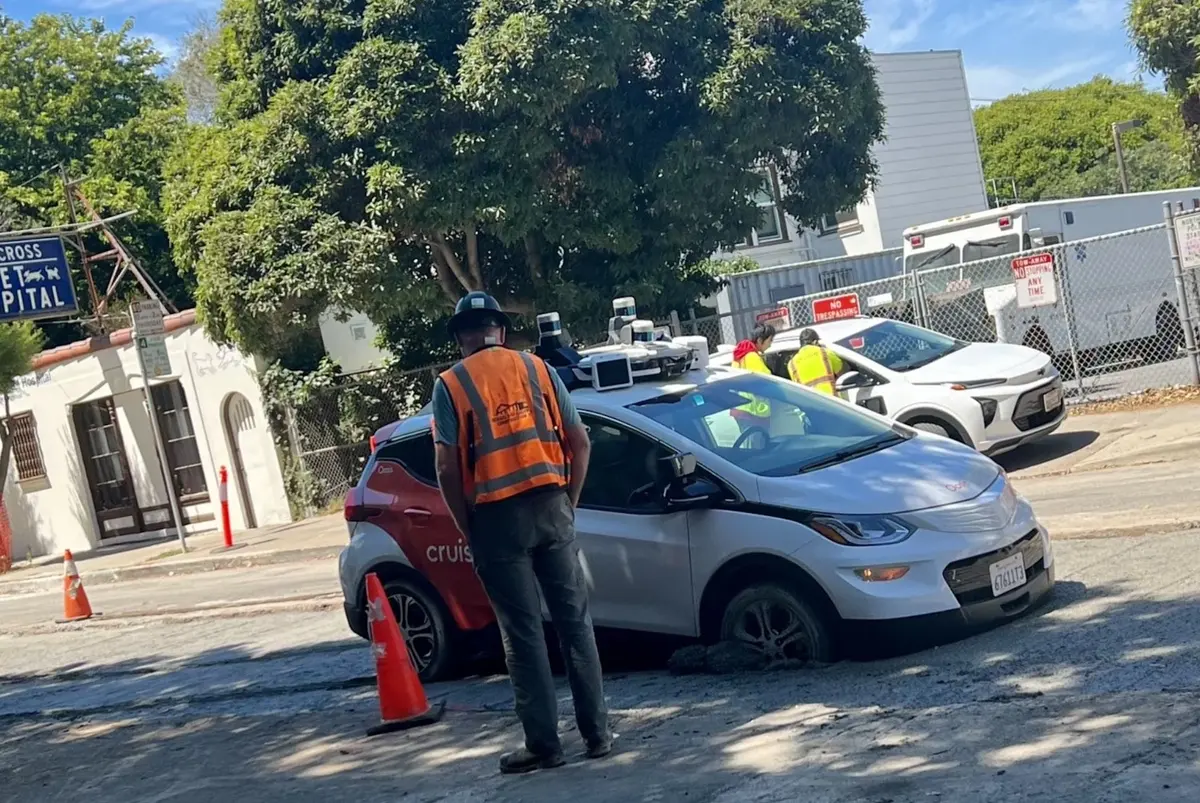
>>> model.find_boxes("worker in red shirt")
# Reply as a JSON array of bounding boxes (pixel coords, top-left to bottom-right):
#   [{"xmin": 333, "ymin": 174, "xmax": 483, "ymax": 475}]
[{"xmin": 729, "ymin": 323, "xmax": 776, "ymax": 431}]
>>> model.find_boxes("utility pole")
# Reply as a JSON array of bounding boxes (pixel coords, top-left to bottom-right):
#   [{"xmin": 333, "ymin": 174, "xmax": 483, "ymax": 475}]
[{"xmin": 1113, "ymin": 119, "xmax": 1145, "ymax": 194}]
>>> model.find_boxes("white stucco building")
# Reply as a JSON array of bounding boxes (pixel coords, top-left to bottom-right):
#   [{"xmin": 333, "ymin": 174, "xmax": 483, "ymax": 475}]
[
  {"xmin": 727, "ymin": 50, "xmax": 990, "ymax": 270},
  {"xmin": 1, "ymin": 310, "xmax": 292, "ymax": 560}
]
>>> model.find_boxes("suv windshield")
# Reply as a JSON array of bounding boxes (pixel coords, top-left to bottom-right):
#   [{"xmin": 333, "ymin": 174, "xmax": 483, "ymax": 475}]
[
  {"xmin": 837, "ymin": 319, "xmax": 966, "ymax": 372},
  {"xmin": 628, "ymin": 374, "xmax": 906, "ymax": 477}
]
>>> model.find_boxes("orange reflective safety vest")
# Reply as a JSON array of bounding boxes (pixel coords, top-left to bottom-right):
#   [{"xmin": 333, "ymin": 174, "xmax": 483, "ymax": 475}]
[
  {"xmin": 439, "ymin": 348, "xmax": 569, "ymax": 506},
  {"xmin": 788, "ymin": 344, "xmax": 844, "ymax": 396},
  {"xmin": 732, "ymin": 349, "xmax": 772, "ymax": 419}
]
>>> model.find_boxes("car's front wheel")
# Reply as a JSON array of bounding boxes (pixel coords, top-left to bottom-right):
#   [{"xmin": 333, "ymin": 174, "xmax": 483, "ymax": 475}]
[
  {"xmin": 719, "ymin": 584, "xmax": 833, "ymax": 665},
  {"xmin": 374, "ymin": 576, "xmax": 458, "ymax": 683}
]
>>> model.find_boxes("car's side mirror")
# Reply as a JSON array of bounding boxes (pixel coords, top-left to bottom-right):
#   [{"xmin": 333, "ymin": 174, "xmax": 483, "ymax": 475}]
[
  {"xmin": 836, "ymin": 371, "xmax": 872, "ymax": 391},
  {"xmin": 665, "ymin": 477, "xmax": 724, "ymax": 509}
]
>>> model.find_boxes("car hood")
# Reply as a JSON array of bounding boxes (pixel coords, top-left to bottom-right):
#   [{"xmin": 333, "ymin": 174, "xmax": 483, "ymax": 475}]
[
  {"xmin": 755, "ymin": 435, "xmax": 1000, "ymax": 515},
  {"xmin": 904, "ymin": 343, "xmax": 1050, "ymax": 384}
]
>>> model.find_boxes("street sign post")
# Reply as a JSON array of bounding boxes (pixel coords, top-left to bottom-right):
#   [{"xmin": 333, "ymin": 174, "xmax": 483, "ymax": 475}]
[
  {"xmin": 130, "ymin": 301, "xmax": 186, "ymax": 552},
  {"xmin": 0, "ymin": 236, "xmax": 78, "ymax": 322},
  {"xmin": 812, "ymin": 293, "xmax": 861, "ymax": 323},
  {"xmin": 1011, "ymin": 253, "xmax": 1059, "ymax": 308},
  {"xmin": 1174, "ymin": 210, "xmax": 1200, "ymax": 271}
]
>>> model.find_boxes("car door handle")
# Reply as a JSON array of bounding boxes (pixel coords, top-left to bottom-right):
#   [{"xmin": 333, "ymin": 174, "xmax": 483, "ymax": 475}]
[{"xmin": 403, "ymin": 508, "xmax": 432, "ymax": 518}]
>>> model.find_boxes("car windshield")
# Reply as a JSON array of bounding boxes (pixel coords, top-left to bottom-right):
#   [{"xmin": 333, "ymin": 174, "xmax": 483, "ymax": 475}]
[
  {"xmin": 837, "ymin": 319, "xmax": 966, "ymax": 372},
  {"xmin": 628, "ymin": 374, "xmax": 907, "ymax": 477}
]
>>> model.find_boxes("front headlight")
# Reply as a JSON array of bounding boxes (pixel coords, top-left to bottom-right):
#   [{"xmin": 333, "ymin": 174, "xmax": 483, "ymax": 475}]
[{"xmin": 809, "ymin": 514, "xmax": 917, "ymax": 546}]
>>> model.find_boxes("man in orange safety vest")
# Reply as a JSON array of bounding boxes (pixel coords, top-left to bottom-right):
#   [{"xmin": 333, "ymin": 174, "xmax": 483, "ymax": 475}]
[{"xmin": 432, "ymin": 291, "xmax": 612, "ymax": 775}]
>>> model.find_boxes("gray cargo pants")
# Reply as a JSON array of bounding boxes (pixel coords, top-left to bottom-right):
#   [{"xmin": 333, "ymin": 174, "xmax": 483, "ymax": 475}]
[{"xmin": 467, "ymin": 486, "xmax": 609, "ymax": 756}]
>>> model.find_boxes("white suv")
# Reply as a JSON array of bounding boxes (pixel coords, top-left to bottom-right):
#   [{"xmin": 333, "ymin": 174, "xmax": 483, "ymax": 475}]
[{"xmin": 712, "ymin": 317, "xmax": 1066, "ymax": 456}]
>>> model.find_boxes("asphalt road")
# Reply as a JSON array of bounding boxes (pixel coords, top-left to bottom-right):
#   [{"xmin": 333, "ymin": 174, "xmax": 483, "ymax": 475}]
[{"xmin": 4, "ymin": 529, "xmax": 1200, "ymax": 801}]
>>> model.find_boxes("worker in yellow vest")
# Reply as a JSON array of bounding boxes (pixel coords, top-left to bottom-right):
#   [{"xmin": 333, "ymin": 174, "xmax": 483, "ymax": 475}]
[
  {"xmin": 730, "ymin": 324, "xmax": 776, "ymax": 430},
  {"xmin": 788, "ymin": 328, "xmax": 844, "ymax": 396}
]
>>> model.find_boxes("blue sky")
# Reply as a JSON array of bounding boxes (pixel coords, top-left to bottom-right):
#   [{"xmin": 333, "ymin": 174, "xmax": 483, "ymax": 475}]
[{"xmin": 3, "ymin": 0, "xmax": 1148, "ymax": 103}]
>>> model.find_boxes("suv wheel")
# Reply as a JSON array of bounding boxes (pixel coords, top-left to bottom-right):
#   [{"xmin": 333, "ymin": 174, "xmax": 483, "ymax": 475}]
[
  {"xmin": 378, "ymin": 577, "xmax": 457, "ymax": 683},
  {"xmin": 719, "ymin": 584, "xmax": 833, "ymax": 664}
]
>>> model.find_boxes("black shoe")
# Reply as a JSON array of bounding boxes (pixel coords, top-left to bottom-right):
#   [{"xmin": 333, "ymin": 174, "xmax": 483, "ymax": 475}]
[
  {"xmin": 499, "ymin": 748, "xmax": 566, "ymax": 775},
  {"xmin": 585, "ymin": 734, "xmax": 615, "ymax": 760}
]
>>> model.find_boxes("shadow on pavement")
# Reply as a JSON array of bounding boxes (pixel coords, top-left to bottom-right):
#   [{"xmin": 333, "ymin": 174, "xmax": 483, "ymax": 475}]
[
  {"xmin": 994, "ymin": 430, "xmax": 1100, "ymax": 474},
  {"xmin": 3, "ymin": 575, "xmax": 1200, "ymax": 800}
]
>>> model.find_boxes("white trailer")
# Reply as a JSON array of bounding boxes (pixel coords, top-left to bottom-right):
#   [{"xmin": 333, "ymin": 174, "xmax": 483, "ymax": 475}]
[{"xmin": 900, "ymin": 188, "xmax": 1200, "ymax": 372}]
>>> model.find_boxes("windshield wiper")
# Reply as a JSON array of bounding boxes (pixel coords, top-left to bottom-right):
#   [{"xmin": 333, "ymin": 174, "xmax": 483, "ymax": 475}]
[
  {"xmin": 796, "ymin": 433, "xmax": 905, "ymax": 474},
  {"xmin": 911, "ymin": 245, "xmax": 956, "ymax": 271}
]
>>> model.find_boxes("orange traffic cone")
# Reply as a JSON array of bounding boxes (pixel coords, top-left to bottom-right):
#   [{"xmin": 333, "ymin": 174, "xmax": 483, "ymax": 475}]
[
  {"xmin": 57, "ymin": 550, "xmax": 95, "ymax": 623},
  {"xmin": 364, "ymin": 572, "xmax": 446, "ymax": 736}
]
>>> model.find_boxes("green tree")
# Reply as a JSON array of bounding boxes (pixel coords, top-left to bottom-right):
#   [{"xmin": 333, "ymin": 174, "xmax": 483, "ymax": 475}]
[
  {"xmin": 974, "ymin": 77, "xmax": 1188, "ymax": 203},
  {"xmin": 0, "ymin": 322, "xmax": 44, "ymax": 504},
  {"xmin": 1129, "ymin": 0, "xmax": 1200, "ymax": 165},
  {"xmin": 164, "ymin": 0, "xmax": 885, "ymax": 368},
  {"xmin": 0, "ymin": 14, "xmax": 189, "ymax": 346},
  {"xmin": 1047, "ymin": 139, "xmax": 1193, "ymax": 199}
]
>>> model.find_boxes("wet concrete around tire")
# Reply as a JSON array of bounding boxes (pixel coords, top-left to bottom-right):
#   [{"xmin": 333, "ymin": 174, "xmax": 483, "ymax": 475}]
[{"xmin": 6, "ymin": 530, "xmax": 1200, "ymax": 799}]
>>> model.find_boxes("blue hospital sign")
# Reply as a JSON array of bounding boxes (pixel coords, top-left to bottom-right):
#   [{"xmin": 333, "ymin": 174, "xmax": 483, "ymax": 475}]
[{"xmin": 0, "ymin": 236, "xmax": 77, "ymax": 322}]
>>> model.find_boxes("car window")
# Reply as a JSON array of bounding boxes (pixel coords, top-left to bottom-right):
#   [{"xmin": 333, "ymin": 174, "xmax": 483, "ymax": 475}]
[
  {"xmin": 837, "ymin": 320, "xmax": 966, "ymax": 373},
  {"xmin": 375, "ymin": 432, "xmax": 437, "ymax": 486},
  {"xmin": 579, "ymin": 414, "xmax": 674, "ymax": 511},
  {"xmin": 629, "ymin": 373, "xmax": 907, "ymax": 477}
]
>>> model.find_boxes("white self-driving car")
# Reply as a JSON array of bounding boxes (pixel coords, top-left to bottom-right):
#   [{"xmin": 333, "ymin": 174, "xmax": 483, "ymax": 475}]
[
  {"xmin": 712, "ymin": 317, "xmax": 1067, "ymax": 456},
  {"xmin": 339, "ymin": 341, "xmax": 1055, "ymax": 681}
]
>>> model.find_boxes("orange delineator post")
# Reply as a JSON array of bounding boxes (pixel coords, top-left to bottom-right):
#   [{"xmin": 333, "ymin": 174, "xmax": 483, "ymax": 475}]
[
  {"xmin": 58, "ymin": 550, "xmax": 94, "ymax": 622},
  {"xmin": 364, "ymin": 572, "xmax": 446, "ymax": 736},
  {"xmin": 219, "ymin": 466, "xmax": 234, "ymax": 549}
]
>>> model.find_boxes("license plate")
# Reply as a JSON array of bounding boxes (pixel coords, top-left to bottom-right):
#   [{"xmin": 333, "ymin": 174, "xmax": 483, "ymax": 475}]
[
  {"xmin": 989, "ymin": 553, "xmax": 1027, "ymax": 597},
  {"xmin": 1042, "ymin": 387, "xmax": 1062, "ymax": 412}
]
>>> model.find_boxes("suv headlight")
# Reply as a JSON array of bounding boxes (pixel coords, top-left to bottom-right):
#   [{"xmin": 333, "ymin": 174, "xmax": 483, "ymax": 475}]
[{"xmin": 809, "ymin": 514, "xmax": 917, "ymax": 546}]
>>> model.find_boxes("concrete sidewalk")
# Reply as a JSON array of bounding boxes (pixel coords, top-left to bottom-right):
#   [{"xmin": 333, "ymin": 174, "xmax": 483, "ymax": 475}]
[{"xmin": 0, "ymin": 515, "xmax": 345, "ymax": 597}]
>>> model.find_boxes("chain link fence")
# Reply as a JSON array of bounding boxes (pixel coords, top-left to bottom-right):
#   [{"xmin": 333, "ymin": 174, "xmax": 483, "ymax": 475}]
[
  {"xmin": 678, "ymin": 222, "xmax": 1200, "ymax": 405},
  {"xmin": 276, "ymin": 362, "xmax": 450, "ymax": 516}
]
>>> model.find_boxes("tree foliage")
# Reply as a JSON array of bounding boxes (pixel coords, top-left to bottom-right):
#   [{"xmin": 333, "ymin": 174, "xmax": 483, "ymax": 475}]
[
  {"xmin": 974, "ymin": 77, "xmax": 1189, "ymax": 203},
  {"xmin": 164, "ymin": 0, "xmax": 885, "ymax": 368},
  {"xmin": 1048, "ymin": 139, "xmax": 1192, "ymax": 199},
  {"xmin": 1129, "ymin": 0, "xmax": 1200, "ymax": 165},
  {"xmin": 0, "ymin": 14, "xmax": 191, "ymax": 346}
]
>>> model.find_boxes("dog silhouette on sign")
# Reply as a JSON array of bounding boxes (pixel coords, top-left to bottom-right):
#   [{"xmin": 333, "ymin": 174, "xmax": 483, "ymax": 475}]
[
  {"xmin": 46, "ymin": 268, "xmax": 60, "ymax": 280},
  {"xmin": 21, "ymin": 269, "xmax": 44, "ymax": 282}
]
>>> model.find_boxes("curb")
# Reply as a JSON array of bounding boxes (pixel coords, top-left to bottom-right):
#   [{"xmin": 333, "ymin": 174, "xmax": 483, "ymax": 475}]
[
  {"xmin": 1050, "ymin": 520, "xmax": 1200, "ymax": 541},
  {"xmin": 0, "ymin": 545, "xmax": 343, "ymax": 597}
]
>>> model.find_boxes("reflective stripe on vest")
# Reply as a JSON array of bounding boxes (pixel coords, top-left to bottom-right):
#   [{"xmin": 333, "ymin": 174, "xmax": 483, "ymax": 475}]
[
  {"xmin": 732, "ymin": 355, "xmax": 771, "ymax": 418},
  {"xmin": 789, "ymin": 345, "xmax": 837, "ymax": 395},
  {"xmin": 440, "ymin": 349, "xmax": 568, "ymax": 505}
]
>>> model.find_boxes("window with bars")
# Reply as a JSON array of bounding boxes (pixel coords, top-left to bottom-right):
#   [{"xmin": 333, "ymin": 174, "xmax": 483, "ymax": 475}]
[
  {"xmin": 8, "ymin": 413, "xmax": 45, "ymax": 482},
  {"xmin": 820, "ymin": 268, "xmax": 855, "ymax": 291},
  {"xmin": 150, "ymin": 382, "xmax": 210, "ymax": 503}
]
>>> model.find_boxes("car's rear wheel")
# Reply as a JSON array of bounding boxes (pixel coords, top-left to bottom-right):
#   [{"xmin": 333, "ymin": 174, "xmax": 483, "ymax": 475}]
[
  {"xmin": 719, "ymin": 584, "xmax": 833, "ymax": 665},
  {"xmin": 379, "ymin": 577, "xmax": 458, "ymax": 683}
]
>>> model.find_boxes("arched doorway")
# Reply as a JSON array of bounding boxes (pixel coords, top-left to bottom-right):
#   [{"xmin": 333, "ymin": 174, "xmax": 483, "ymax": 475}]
[{"xmin": 223, "ymin": 393, "xmax": 261, "ymax": 530}]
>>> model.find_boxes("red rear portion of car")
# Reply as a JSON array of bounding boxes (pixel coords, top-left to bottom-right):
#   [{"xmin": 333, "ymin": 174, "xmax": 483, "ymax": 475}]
[{"xmin": 360, "ymin": 433, "xmax": 495, "ymax": 632}]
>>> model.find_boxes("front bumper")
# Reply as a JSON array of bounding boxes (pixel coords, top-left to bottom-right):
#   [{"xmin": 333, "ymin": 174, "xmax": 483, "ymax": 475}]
[
  {"xmin": 976, "ymin": 378, "xmax": 1068, "ymax": 456},
  {"xmin": 842, "ymin": 562, "xmax": 1055, "ymax": 653}
]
